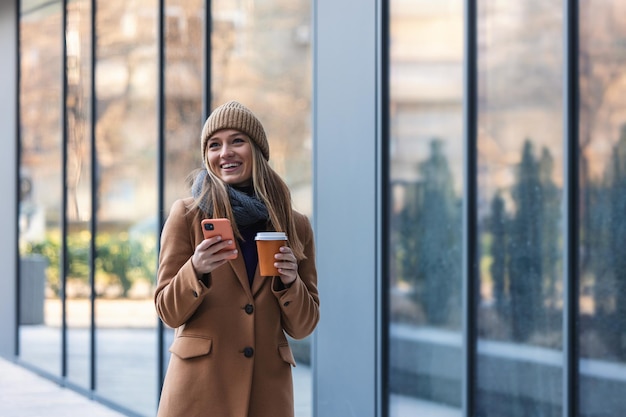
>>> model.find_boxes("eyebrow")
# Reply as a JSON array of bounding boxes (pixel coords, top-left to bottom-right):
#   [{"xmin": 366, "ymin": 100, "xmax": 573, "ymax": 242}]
[{"xmin": 208, "ymin": 131, "xmax": 247, "ymax": 141}]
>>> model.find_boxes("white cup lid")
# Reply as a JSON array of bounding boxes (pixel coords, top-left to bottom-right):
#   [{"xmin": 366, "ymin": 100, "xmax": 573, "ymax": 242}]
[{"xmin": 255, "ymin": 232, "xmax": 288, "ymax": 240}]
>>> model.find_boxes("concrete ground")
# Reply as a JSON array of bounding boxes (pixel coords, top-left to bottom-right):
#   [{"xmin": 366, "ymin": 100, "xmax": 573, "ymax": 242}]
[{"xmin": 0, "ymin": 357, "xmax": 126, "ymax": 417}]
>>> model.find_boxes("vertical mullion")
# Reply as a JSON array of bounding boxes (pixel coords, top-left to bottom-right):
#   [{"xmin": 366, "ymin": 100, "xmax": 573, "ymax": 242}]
[
  {"xmin": 89, "ymin": 0, "xmax": 97, "ymax": 392},
  {"xmin": 462, "ymin": 0, "xmax": 478, "ymax": 416},
  {"xmin": 157, "ymin": 0, "xmax": 166, "ymax": 395},
  {"xmin": 16, "ymin": 0, "xmax": 23, "ymax": 358},
  {"xmin": 61, "ymin": 0, "xmax": 69, "ymax": 379},
  {"xmin": 203, "ymin": 0, "xmax": 212, "ymax": 119},
  {"xmin": 377, "ymin": 0, "xmax": 390, "ymax": 415},
  {"xmin": 563, "ymin": 1, "xmax": 579, "ymax": 416}
]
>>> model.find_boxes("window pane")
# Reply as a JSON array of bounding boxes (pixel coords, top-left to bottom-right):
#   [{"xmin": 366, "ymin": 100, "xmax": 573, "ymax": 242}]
[
  {"xmin": 161, "ymin": 0, "xmax": 206, "ymax": 379},
  {"xmin": 66, "ymin": 0, "xmax": 93, "ymax": 390},
  {"xmin": 95, "ymin": 1, "xmax": 159, "ymax": 414},
  {"xmin": 18, "ymin": 0, "xmax": 63, "ymax": 378},
  {"xmin": 163, "ymin": 0, "xmax": 204, "ymax": 210},
  {"xmin": 388, "ymin": 1, "xmax": 464, "ymax": 416},
  {"xmin": 476, "ymin": 2, "xmax": 563, "ymax": 416},
  {"xmin": 579, "ymin": 2, "xmax": 626, "ymax": 416},
  {"xmin": 211, "ymin": 1, "xmax": 313, "ymax": 415},
  {"xmin": 212, "ymin": 0, "xmax": 312, "ymax": 215}
]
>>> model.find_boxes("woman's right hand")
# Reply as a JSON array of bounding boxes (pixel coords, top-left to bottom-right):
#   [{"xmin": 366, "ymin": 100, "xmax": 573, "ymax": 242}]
[{"xmin": 191, "ymin": 236, "xmax": 238, "ymax": 275}]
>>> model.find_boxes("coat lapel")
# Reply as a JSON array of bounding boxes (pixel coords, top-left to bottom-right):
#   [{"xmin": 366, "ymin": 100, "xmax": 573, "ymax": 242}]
[
  {"xmin": 250, "ymin": 267, "xmax": 268, "ymax": 297},
  {"xmin": 227, "ymin": 231, "xmax": 272, "ymax": 299},
  {"xmin": 228, "ymin": 241, "xmax": 253, "ymax": 299},
  {"xmin": 229, "ymin": 258, "xmax": 268, "ymax": 299}
]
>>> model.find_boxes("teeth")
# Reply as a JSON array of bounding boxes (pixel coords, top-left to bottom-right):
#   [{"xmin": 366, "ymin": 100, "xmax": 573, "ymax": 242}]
[{"xmin": 222, "ymin": 163, "xmax": 240, "ymax": 169}]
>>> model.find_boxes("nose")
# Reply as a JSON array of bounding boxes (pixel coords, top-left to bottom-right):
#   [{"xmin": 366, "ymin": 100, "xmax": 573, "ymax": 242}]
[{"xmin": 220, "ymin": 144, "xmax": 235, "ymax": 158}]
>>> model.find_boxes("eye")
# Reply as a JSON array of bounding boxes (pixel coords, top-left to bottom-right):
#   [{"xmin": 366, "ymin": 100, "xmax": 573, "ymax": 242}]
[
  {"xmin": 233, "ymin": 137, "xmax": 246, "ymax": 144},
  {"xmin": 207, "ymin": 141, "xmax": 220, "ymax": 149}
]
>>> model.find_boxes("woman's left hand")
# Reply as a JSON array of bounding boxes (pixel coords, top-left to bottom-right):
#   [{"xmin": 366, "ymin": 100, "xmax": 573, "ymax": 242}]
[{"xmin": 274, "ymin": 246, "xmax": 298, "ymax": 286}]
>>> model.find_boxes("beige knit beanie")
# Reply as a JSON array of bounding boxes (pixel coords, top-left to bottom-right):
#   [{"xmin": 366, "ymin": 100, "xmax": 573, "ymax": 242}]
[{"xmin": 201, "ymin": 101, "xmax": 270, "ymax": 161}]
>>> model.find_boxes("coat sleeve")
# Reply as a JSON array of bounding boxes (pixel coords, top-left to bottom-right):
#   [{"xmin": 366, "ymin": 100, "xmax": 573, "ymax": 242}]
[
  {"xmin": 154, "ymin": 199, "xmax": 208, "ymax": 328},
  {"xmin": 272, "ymin": 213, "xmax": 320, "ymax": 340}
]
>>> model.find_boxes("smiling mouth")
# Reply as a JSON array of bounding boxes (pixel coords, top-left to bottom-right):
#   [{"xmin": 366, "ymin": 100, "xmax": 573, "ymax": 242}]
[{"xmin": 221, "ymin": 162, "xmax": 241, "ymax": 169}]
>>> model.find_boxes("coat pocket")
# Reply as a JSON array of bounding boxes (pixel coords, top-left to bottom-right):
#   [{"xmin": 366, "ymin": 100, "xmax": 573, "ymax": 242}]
[
  {"xmin": 278, "ymin": 343, "xmax": 296, "ymax": 367},
  {"xmin": 169, "ymin": 335, "xmax": 213, "ymax": 360}
]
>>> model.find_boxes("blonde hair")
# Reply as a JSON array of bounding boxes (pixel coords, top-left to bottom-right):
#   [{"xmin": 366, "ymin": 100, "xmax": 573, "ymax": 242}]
[{"xmin": 189, "ymin": 138, "xmax": 305, "ymax": 261}]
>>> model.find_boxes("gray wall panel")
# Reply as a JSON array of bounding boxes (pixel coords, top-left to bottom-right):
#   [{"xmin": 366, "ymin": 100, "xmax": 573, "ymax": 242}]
[
  {"xmin": 0, "ymin": 0, "xmax": 18, "ymax": 358},
  {"xmin": 313, "ymin": 1, "xmax": 380, "ymax": 416}
]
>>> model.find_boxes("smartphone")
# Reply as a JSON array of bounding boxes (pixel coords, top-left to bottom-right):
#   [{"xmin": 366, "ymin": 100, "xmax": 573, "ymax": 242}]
[{"xmin": 201, "ymin": 218, "xmax": 238, "ymax": 260}]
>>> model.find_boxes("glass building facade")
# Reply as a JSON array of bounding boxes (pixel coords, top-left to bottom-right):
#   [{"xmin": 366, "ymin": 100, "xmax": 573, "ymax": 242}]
[{"xmin": 2, "ymin": 0, "xmax": 626, "ymax": 416}]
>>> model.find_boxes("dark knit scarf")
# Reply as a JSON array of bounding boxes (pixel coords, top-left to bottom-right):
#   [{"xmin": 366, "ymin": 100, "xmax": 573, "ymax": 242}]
[{"xmin": 191, "ymin": 169, "xmax": 269, "ymax": 227}]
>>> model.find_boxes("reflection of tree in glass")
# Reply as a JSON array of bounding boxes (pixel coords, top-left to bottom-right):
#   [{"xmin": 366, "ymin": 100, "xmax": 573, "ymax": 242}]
[
  {"xmin": 489, "ymin": 140, "xmax": 560, "ymax": 343},
  {"xmin": 609, "ymin": 127, "xmax": 626, "ymax": 360},
  {"xmin": 587, "ymin": 125, "xmax": 626, "ymax": 361},
  {"xmin": 398, "ymin": 140, "xmax": 461, "ymax": 327},
  {"xmin": 539, "ymin": 148, "xmax": 560, "ymax": 310},
  {"xmin": 489, "ymin": 191, "xmax": 507, "ymax": 317},
  {"xmin": 579, "ymin": 1, "xmax": 626, "ymax": 278},
  {"xmin": 509, "ymin": 140, "xmax": 544, "ymax": 341}
]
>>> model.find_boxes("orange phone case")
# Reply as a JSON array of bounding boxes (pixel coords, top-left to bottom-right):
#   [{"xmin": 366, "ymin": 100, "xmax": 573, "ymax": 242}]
[{"xmin": 201, "ymin": 218, "xmax": 237, "ymax": 259}]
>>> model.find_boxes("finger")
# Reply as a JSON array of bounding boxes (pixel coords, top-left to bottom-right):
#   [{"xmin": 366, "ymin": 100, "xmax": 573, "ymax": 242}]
[
  {"xmin": 197, "ymin": 235, "xmax": 223, "ymax": 251},
  {"xmin": 276, "ymin": 263, "xmax": 297, "ymax": 285},
  {"xmin": 275, "ymin": 247, "xmax": 295, "ymax": 261},
  {"xmin": 275, "ymin": 256, "xmax": 297, "ymax": 268},
  {"xmin": 278, "ymin": 246, "xmax": 293, "ymax": 255},
  {"xmin": 215, "ymin": 247, "xmax": 238, "ymax": 261},
  {"xmin": 196, "ymin": 251, "xmax": 232, "ymax": 274},
  {"xmin": 211, "ymin": 239, "xmax": 235, "ymax": 255},
  {"xmin": 274, "ymin": 259, "xmax": 297, "ymax": 272}
]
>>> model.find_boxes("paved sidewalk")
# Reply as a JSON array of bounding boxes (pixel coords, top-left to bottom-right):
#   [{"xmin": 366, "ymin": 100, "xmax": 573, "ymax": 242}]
[
  {"xmin": 0, "ymin": 357, "xmax": 125, "ymax": 417},
  {"xmin": 0, "ymin": 355, "xmax": 455, "ymax": 417}
]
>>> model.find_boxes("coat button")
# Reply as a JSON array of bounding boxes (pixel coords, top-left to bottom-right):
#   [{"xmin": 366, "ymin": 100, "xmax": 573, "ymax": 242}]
[
  {"xmin": 283, "ymin": 301, "xmax": 290, "ymax": 307},
  {"xmin": 243, "ymin": 347, "xmax": 254, "ymax": 358},
  {"xmin": 192, "ymin": 290, "xmax": 198, "ymax": 298},
  {"xmin": 244, "ymin": 304, "xmax": 254, "ymax": 314}
]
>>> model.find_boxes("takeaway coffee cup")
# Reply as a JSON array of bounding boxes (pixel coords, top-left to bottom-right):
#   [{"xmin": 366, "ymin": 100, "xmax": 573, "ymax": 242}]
[{"xmin": 255, "ymin": 232, "xmax": 288, "ymax": 276}]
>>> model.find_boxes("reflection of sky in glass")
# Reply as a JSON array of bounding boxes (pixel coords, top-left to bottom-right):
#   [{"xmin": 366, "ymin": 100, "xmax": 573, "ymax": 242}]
[
  {"xmin": 478, "ymin": 1, "xmax": 564, "ymax": 203},
  {"xmin": 389, "ymin": 1, "xmax": 463, "ymax": 191}
]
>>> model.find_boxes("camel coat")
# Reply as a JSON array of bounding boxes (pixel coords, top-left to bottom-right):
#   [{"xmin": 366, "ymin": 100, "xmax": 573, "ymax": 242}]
[{"xmin": 155, "ymin": 198, "xmax": 319, "ymax": 417}]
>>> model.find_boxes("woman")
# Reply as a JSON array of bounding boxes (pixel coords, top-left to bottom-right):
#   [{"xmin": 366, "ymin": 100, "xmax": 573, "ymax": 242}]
[{"xmin": 155, "ymin": 101, "xmax": 320, "ymax": 417}]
